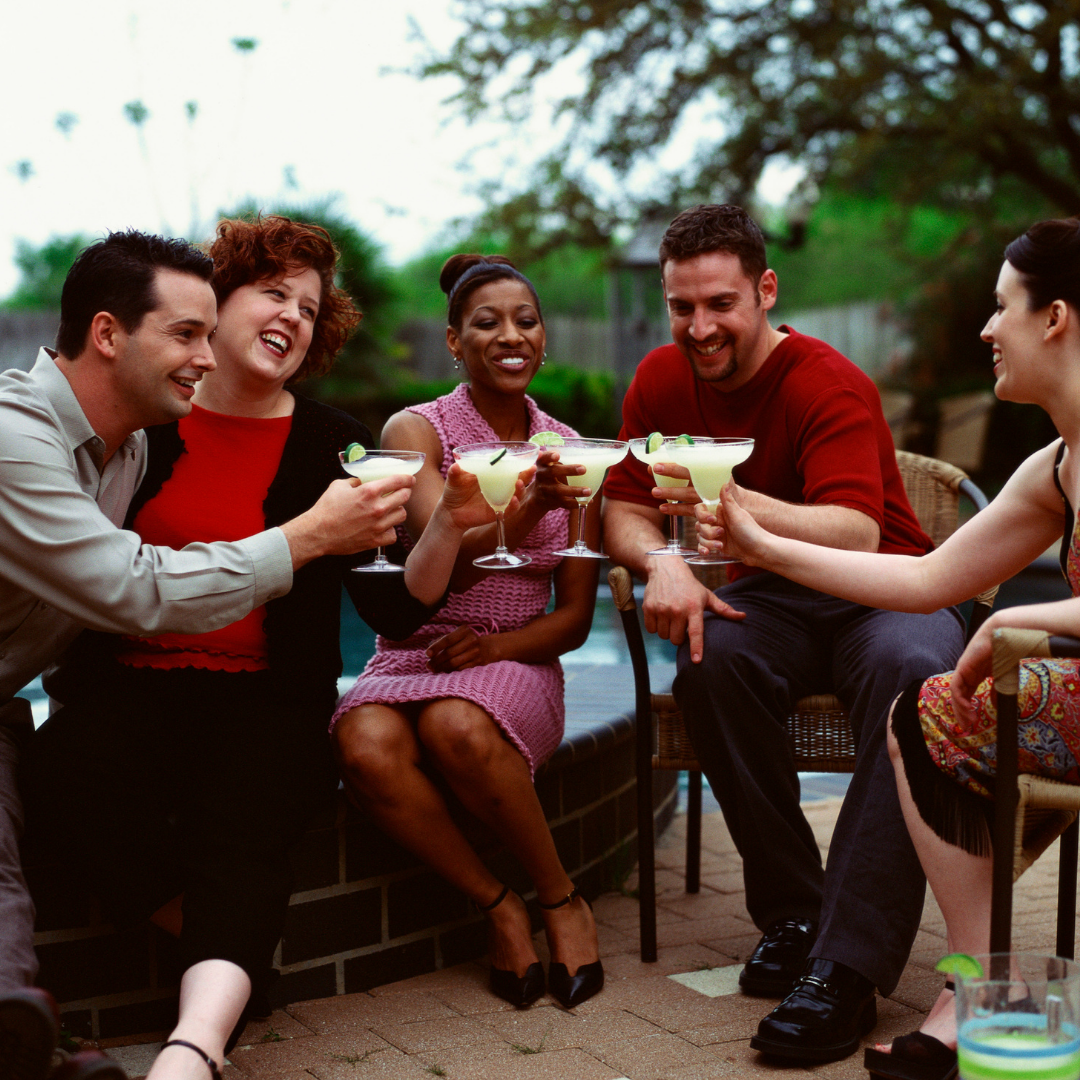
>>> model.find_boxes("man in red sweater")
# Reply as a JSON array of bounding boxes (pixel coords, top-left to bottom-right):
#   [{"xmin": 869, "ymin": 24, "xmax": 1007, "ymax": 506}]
[{"xmin": 603, "ymin": 205, "xmax": 965, "ymax": 1064}]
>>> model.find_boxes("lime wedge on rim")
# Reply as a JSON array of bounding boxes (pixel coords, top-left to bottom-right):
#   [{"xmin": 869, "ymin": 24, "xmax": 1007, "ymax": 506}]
[
  {"xmin": 490, "ymin": 448, "xmax": 508, "ymax": 465},
  {"xmin": 645, "ymin": 431, "xmax": 665, "ymax": 454},
  {"xmin": 344, "ymin": 442, "xmax": 366, "ymax": 462},
  {"xmin": 674, "ymin": 434, "xmax": 694, "ymax": 446},
  {"xmin": 935, "ymin": 953, "xmax": 983, "ymax": 979},
  {"xmin": 529, "ymin": 431, "xmax": 565, "ymax": 447}
]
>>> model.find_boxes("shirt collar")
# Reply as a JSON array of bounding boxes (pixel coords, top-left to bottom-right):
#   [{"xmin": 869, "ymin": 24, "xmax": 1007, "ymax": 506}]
[{"xmin": 31, "ymin": 347, "xmax": 141, "ymax": 463}]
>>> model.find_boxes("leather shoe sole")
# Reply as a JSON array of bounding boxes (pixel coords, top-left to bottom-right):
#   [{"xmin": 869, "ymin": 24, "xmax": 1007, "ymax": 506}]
[{"xmin": 751, "ymin": 993, "xmax": 877, "ymax": 1063}]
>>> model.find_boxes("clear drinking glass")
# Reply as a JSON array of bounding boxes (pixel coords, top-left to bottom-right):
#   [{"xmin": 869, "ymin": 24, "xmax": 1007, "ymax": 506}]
[
  {"xmin": 338, "ymin": 449, "xmax": 425, "ymax": 573},
  {"xmin": 667, "ymin": 437, "xmax": 754, "ymax": 566},
  {"xmin": 629, "ymin": 436, "xmax": 697, "ymax": 557},
  {"xmin": 954, "ymin": 953, "xmax": 1080, "ymax": 1080},
  {"xmin": 452, "ymin": 441, "xmax": 539, "ymax": 570},
  {"xmin": 551, "ymin": 437, "xmax": 629, "ymax": 560}
]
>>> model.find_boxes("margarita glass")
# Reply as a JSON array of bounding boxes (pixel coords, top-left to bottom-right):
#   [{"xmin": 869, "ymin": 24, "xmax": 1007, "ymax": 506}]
[
  {"xmin": 667, "ymin": 437, "xmax": 754, "ymax": 566},
  {"xmin": 338, "ymin": 449, "xmax": 426, "ymax": 573},
  {"xmin": 452, "ymin": 441, "xmax": 539, "ymax": 570},
  {"xmin": 552, "ymin": 438, "xmax": 629, "ymax": 560},
  {"xmin": 629, "ymin": 436, "xmax": 696, "ymax": 557},
  {"xmin": 955, "ymin": 954, "xmax": 1080, "ymax": 1080}
]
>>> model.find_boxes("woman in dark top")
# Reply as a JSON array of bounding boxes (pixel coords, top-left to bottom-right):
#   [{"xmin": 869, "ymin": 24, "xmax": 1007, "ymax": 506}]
[{"xmin": 30, "ymin": 216, "xmax": 505, "ymax": 1080}]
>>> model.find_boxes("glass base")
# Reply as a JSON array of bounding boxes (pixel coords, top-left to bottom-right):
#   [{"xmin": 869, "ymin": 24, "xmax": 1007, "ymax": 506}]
[
  {"xmin": 553, "ymin": 545, "xmax": 608, "ymax": 559},
  {"xmin": 474, "ymin": 552, "xmax": 532, "ymax": 570},
  {"xmin": 685, "ymin": 555, "xmax": 738, "ymax": 566},
  {"xmin": 352, "ymin": 560, "xmax": 406, "ymax": 573},
  {"xmin": 647, "ymin": 545, "xmax": 699, "ymax": 557}
]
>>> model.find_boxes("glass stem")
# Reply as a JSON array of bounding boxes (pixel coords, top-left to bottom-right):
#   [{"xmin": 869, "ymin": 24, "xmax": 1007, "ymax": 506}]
[
  {"xmin": 494, "ymin": 512, "xmax": 508, "ymax": 554},
  {"xmin": 576, "ymin": 504, "xmax": 589, "ymax": 548},
  {"xmin": 667, "ymin": 504, "xmax": 680, "ymax": 547}
]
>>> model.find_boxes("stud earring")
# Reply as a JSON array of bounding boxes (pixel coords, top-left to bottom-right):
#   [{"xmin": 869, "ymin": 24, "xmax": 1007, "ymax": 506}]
[
  {"xmin": 453, "ymin": 354, "xmax": 462, "ymax": 371},
  {"xmin": 541, "ymin": 351, "xmax": 547, "ymax": 367}
]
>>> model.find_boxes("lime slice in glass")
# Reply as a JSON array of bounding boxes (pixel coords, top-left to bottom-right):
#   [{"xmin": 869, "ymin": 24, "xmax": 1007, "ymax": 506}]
[
  {"xmin": 529, "ymin": 431, "xmax": 565, "ymax": 447},
  {"xmin": 645, "ymin": 431, "xmax": 665, "ymax": 454},
  {"xmin": 674, "ymin": 434, "xmax": 694, "ymax": 445},
  {"xmin": 344, "ymin": 442, "xmax": 366, "ymax": 462},
  {"xmin": 489, "ymin": 448, "xmax": 508, "ymax": 464},
  {"xmin": 935, "ymin": 953, "xmax": 984, "ymax": 979}
]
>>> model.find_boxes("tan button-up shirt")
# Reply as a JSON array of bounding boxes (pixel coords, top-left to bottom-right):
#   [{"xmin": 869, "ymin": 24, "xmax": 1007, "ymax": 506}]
[{"xmin": 0, "ymin": 348, "xmax": 293, "ymax": 704}]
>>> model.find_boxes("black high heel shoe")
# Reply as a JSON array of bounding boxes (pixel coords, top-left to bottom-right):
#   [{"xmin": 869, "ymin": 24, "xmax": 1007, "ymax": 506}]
[
  {"xmin": 540, "ymin": 886, "xmax": 604, "ymax": 1009},
  {"xmin": 478, "ymin": 884, "xmax": 545, "ymax": 1008}
]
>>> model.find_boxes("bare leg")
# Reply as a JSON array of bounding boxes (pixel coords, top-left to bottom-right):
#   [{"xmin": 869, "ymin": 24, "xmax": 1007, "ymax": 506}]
[
  {"xmin": 334, "ymin": 703, "xmax": 539, "ymax": 977},
  {"xmin": 880, "ymin": 702, "xmax": 993, "ymax": 1050},
  {"xmin": 148, "ymin": 960, "xmax": 250, "ymax": 1079},
  {"xmin": 416, "ymin": 698, "xmax": 598, "ymax": 977}
]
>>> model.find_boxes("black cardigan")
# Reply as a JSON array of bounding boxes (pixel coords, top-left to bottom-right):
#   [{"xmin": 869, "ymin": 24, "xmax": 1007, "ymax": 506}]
[{"xmin": 112, "ymin": 394, "xmax": 437, "ymax": 715}]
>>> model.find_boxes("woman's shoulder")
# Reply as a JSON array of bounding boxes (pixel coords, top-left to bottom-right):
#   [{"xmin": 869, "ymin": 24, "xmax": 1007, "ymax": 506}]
[{"xmin": 382, "ymin": 408, "xmax": 442, "ymax": 455}]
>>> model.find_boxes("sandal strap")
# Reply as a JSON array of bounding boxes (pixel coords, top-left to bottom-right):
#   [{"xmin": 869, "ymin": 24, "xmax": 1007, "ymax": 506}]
[
  {"xmin": 538, "ymin": 886, "xmax": 581, "ymax": 911},
  {"xmin": 475, "ymin": 884, "xmax": 510, "ymax": 913},
  {"xmin": 162, "ymin": 1039, "xmax": 223, "ymax": 1080}
]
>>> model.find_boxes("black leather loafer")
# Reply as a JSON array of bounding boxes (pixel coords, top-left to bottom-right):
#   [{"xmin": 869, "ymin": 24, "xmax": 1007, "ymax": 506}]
[
  {"xmin": 739, "ymin": 916, "xmax": 818, "ymax": 996},
  {"xmin": 750, "ymin": 958, "xmax": 877, "ymax": 1063}
]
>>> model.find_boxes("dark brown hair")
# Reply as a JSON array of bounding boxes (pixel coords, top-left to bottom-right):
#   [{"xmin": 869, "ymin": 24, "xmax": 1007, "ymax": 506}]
[
  {"xmin": 208, "ymin": 215, "xmax": 361, "ymax": 383},
  {"xmin": 658, "ymin": 205, "xmax": 768, "ymax": 288},
  {"xmin": 58, "ymin": 231, "xmax": 213, "ymax": 359},
  {"xmin": 440, "ymin": 253, "xmax": 542, "ymax": 331},
  {"xmin": 1004, "ymin": 218, "xmax": 1080, "ymax": 312}
]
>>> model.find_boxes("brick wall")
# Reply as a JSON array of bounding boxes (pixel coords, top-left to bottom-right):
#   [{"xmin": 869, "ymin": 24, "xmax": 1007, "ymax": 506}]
[{"xmin": 27, "ymin": 711, "xmax": 677, "ymax": 1040}]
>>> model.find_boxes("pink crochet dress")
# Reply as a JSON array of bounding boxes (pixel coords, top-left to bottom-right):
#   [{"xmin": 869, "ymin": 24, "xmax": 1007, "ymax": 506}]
[{"xmin": 331, "ymin": 384, "xmax": 577, "ymax": 775}]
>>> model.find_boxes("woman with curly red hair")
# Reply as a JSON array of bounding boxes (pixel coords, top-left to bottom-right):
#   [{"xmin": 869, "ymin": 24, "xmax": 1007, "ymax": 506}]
[{"xmin": 30, "ymin": 217, "xmax": 506, "ymax": 1080}]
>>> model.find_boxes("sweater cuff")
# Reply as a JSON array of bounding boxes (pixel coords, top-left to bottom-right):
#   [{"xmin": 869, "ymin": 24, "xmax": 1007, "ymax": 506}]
[{"xmin": 240, "ymin": 528, "xmax": 294, "ymax": 605}]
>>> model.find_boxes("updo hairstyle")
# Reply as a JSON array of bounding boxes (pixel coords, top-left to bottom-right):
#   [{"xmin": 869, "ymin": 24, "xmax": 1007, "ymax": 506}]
[
  {"xmin": 1004, "ymin": 218, "xmax": 1080, "ymax": 313},
  {"xmin": 208, "ymin": 215, "xmax": 362, "ymax": 383},
  {"xmin": 440, "ymin": 254, "xmax": 543, "ymax": 331}
]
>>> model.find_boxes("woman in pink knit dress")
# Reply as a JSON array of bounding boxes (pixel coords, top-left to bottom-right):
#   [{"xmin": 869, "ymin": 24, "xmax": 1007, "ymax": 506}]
[{"xmin": 332, "ymin": 255, "xmax": 604, "ymax": 1009}]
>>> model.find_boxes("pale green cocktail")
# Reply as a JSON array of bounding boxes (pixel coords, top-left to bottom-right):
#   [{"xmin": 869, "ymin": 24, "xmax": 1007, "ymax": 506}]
[
  {"xmin": 667, "ymin": 437, "xmax": 754, "ymax": 566},
  {"xmin": 453, "ymin": 441, "xmax": 539, "ymax": 569},
  {"xmin": 338, "ymin": 448, "xmax": 426, "ymax": 573},
  {"xmin": 629, "ymin": 436, "xmax": 696, "ymax": 557},
  {"xmin": 552, "ymin": 437, "xmax": 628, "ymax": 559}
]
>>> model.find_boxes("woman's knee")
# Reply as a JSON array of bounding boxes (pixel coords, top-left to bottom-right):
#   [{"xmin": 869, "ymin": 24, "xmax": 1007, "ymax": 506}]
[
  {"xmin": 417, "ymin": 700, "xmax": 501, "ymax": 774},
  {"xmin": 333, "ymin": 706, "xmax": 417, "ymax": 790}
]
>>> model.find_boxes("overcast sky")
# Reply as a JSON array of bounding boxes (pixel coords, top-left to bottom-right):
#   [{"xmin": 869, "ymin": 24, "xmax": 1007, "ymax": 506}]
[{"xmin": 1, "ymin": 0, "xmax": 800, "ymax": 300}]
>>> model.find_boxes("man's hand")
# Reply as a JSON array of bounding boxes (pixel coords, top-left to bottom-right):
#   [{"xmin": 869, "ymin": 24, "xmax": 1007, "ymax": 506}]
[
  {"xmin": 281, "ymin": 474, "xmax": 414, "ymax": 569},
  {"xmin": 425, "ymin": 625, "xmax": 493, "ymax": 672},
  {"xmin": 642, "ymin": 557, "xmax": 745, "ymax": 664}
]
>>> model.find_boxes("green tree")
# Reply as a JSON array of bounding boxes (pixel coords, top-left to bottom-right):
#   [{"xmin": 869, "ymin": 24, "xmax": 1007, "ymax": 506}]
[
  {"xmin": 1, "ymin": 234, "xmax": 89, "ymax": 310},
  {"xmin": 422, "ymin": 1, "xmax": 1080, "ymax": 240}
]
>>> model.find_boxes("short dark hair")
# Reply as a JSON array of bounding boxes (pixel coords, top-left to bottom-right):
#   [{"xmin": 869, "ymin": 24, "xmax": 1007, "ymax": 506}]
[
  {"xmin": 1004, "ymin": 218, "xmax": 1080, "ymax": 312},
  {"xmin": 440, "ymin": 253, "xmax": 543, "ymax": 331},
  {"xmin": 658, "ymin": 205, "xmax": 768, "ymax": 288},
  {"xmin": 57, "ymin": 231, "xmax": 213, "ymax": 359},
  {"xmin": 208, "ymin": 215, "xmax": 362, "ymax": 384}
]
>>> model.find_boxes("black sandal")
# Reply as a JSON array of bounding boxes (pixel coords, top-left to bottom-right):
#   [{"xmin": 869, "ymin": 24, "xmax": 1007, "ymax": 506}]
[
  {"xmin": 161, "ymin": 1039, "xmax": 223, "ymax": 1080},
  {"xmin": 477, "ymin": 885, "xmax": 545, "ymax": 1008},
  {"xmin": 863, "ymin": 983, "xmax": 957, "ymax": 1080},
  {"xmin": 539, "ymin": 886, "xmax": 604, "ymax": 1009}
]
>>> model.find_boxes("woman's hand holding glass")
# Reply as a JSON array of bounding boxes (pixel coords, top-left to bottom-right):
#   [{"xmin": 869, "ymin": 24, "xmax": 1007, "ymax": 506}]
[
  {"xmin": 528, "ymin": 450, "xmax": 587, "ymax": 513},
  {"xmin": 690, "ymin": 483, "xmax": 771, "ymax": 565},
  {"xmin": 437, "ymin": 460, "xmax": 534, "ymax": 533}
]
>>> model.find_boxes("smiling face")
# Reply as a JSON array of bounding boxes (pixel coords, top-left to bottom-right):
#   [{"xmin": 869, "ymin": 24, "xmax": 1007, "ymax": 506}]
[
  {"xmin": 210, "ymin": 266, "xmax": 322, "ymax": 392},
  {"xmin": 447, "ymin": 279, "xmax": 546, "ymax": 394},
  {"xmin": 662, "ymin": 251, "xmax": 778, "ymax": 389},
  {"xmin": 111, "ymin": 268, "xmax": 218, "ymax": 428},
  {"xmin": 981, "ymin": 260, "xmax": 1055, "ymax": 404}
]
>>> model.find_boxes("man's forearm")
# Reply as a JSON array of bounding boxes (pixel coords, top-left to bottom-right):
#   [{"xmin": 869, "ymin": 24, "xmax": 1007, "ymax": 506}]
[{"xmin": 602, "ymin": 500, "xmax": 669, "ymax": 577}]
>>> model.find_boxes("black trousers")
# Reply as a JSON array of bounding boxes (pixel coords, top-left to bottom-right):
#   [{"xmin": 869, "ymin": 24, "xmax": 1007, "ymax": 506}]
[
  {"xmin": 23, "ymin": 665, "xmax": 336, "ymax": 998},
  {"xmin": 673, "ymin": 573, "xmax": 965, "ymax": 996}
]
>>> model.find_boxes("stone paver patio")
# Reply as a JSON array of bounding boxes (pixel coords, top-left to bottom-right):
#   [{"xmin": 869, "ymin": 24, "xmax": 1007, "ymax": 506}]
[{"xmin": 98, "ymin": 799, "xmax": 1073, "ymax": 1079}]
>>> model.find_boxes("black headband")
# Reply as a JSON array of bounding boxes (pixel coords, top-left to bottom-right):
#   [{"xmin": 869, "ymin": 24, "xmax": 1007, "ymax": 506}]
[{"xmin": 447, "ymin": 261, "xmax": 537, "ymax": 307}]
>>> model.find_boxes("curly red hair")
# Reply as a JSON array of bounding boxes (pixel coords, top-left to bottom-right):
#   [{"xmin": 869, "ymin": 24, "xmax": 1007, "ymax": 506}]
[{"xmin": 208, "ymin": 215, "xmax": 362, "ymax": 384}]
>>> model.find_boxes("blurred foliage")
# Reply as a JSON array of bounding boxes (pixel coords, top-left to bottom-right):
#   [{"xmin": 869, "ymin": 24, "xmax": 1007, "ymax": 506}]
[
  {"xmin": 324, "ymin": 362, "xmax": 618, "ymax": 444},
  {"xmin": 0, "ymin": 234, "xmax": 90, "ymax": 310},
  {"xmin": 420, "ymin": 1, "xmax": 1080, "ymax": 251}
]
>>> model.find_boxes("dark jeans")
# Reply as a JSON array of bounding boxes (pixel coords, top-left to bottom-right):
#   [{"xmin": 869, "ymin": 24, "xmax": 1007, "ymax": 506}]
[
  {"xmin": 23, "ymin": 666, "xmax": 336, "ymax": 997},
  {"xmin": 673, "ymin": 573, "xmax": 965, "ymax": 996}
]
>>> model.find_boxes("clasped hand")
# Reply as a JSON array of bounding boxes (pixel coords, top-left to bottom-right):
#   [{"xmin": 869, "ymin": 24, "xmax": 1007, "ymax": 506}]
[{"xmin": 425, "ymin": 625, "xmax": 492, "ymax": 672}]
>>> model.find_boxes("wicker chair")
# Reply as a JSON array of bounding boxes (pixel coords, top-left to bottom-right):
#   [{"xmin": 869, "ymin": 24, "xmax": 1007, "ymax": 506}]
[
  {"xmin": 989, "ymin": 628, "xmax": 1080, "ymax": 957},
  {"xmin": 608, "ymin": 450, "xmax": 996, "ymax": 962}
]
